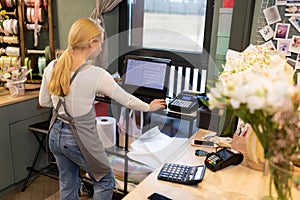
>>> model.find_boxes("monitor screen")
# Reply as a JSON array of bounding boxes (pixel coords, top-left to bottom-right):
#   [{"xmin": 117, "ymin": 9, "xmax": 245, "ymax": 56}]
[
  {"xmin": 124, "ymin": 58, "xmax": 167, "ymax": 90},
  {"xmin": 122, "ymin": 55, "xmax": 171, "ymax": 99}
]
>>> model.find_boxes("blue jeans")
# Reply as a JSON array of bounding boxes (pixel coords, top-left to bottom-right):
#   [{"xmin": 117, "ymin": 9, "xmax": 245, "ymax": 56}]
[{"xmin": 49, "ymin": 119, "xmax": 115, "ymax": 200}]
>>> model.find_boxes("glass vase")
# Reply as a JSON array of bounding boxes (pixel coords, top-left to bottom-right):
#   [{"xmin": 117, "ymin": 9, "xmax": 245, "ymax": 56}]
[
  {"xmin": 263, "ymin": 160, "xmax": 300, "ymax": 200},
  {"xmin": 6, "ymin": 79, "xmax": 26, "ymax": 96}
]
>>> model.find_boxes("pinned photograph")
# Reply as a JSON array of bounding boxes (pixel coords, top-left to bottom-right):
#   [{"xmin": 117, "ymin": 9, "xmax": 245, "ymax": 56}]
[
  {"xmin": 276, "ymin": 0, "xmax": 287, "ymax": 5},
  {"xmin": 288, "ymin": 16, "xmax": 300, "ymax": 32},
  {"xmin": 259, "ymin": 25, "xmax": 274, "ymax": 41},
  {"xmin": 263, "ymin": 5, "xmax": 281, "ymax": 25},
  {"xmin": 289, "ymin": 35, "xmax": 300, "ymax": 53},
  {"xmin": 277, "ymin": 39, "xmax": 292, "ymax": 56},
  {"xmin": 274, "ymin": 23, "xmax": 290, "ymax": 39},
  {"xmin": 285, "ymin": 5, "xmax": 300, "ymax": 16}
]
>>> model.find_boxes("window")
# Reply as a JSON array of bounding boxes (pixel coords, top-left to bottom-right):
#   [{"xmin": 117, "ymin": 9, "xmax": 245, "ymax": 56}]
[
  {"xmin": 129, "ymin": 0, "xmax": 208, "ymax": 53},
  {"xmin": 119, "ymin": 0, "xmax": 214, "ymax": 94}
]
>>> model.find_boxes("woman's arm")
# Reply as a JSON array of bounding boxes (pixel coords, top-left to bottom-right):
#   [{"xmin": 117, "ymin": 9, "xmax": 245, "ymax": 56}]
[{"xmin": 97, "ymin": 70, "xmax": 165, "ymax": 111}]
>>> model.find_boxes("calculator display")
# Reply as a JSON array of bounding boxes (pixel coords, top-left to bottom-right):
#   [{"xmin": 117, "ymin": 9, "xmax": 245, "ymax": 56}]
[{"xmin": 194, "ymin": 166, "xmax": 204, "ymax": 180}]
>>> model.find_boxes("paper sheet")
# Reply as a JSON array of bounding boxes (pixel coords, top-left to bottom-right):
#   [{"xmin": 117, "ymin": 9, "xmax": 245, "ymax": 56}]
[{"xmin": 127, "ymin": 126, "xmax": 188, "ymax": 169}]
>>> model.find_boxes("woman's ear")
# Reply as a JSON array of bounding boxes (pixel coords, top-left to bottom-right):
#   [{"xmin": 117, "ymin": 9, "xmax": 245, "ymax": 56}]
[{"xmin": 88, "ymin": 38, "xmax": 100, "ymax": 48}]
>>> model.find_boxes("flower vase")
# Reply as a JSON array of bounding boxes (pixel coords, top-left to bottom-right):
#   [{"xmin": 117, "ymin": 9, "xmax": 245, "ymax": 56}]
[{"xmin": 262, "ymin": 161, "xmax": 300, "ymax": 200}]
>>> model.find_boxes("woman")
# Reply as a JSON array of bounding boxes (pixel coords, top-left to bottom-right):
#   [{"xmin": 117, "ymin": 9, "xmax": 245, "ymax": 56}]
[{"xmin": 39, "ymin": 17, "xmax": 166, "ymax": 200}]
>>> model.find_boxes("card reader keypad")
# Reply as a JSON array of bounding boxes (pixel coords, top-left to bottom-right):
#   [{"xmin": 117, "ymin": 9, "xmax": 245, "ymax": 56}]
[
  {"xmin": 206, "ymin": 154, "xmax": 222, "ymax": 166},
  {"xmin": 170, "ymin": 99, "xmax": 192, "ymax": 108}
]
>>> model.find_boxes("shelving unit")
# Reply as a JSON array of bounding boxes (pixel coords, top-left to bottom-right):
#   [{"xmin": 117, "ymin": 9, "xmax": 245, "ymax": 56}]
[{"xmin": 0, "ymin": 0, "xmax": 55, "ymax": 80}]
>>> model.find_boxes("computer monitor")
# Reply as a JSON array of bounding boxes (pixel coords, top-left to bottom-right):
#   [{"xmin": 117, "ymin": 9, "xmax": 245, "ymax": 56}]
[{"xmin": 122, "ymin": 55, "xmax": 171, "ymax": 103}]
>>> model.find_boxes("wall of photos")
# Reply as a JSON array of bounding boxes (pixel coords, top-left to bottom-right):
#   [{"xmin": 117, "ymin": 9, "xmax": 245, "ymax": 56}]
[{"xmin": 256, "ymin": 0, "xmax": 300, "ymax": 68}]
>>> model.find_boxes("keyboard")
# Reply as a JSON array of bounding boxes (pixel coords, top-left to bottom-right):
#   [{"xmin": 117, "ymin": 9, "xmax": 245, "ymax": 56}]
[
  {"xmin": 157, "ymin": 163, "xmax": 206, "ymax": 185},
  {"xmin": 136, "ymin": 95, "xmax": 154, "ymax": 104}
]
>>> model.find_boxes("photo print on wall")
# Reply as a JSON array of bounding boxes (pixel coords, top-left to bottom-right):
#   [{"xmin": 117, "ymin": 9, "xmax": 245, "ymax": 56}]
[
  {"xmin": 263, "ymin": 5, "xmax": 281, "ymax": 25},
  {"xmin": 259, "ymin": 25, "xmax": 275, "ymax": 41},
  {"xmin": 274, "ymin": 23, "xmax": 291, "ymax": 39},
  {"xmin": 289, "ymin": 16, "xmax": 300, "ymax": 32},
  {"xmin": 277, "ymin": 39, "xmax": 292, "ymax": 56},
  {"xmin": 289, "ymin": 35, "xmax": 300, "ymax": 54}
]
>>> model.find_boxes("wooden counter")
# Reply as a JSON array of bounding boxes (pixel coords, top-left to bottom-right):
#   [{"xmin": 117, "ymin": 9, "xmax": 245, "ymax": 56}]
[
  {"xmin": 0, "ymin": 86, "xmax": 40, "ymax": 107},
  {"xmin": 122, "ymin": 129, "xmax": 300, "ymax": 200}
]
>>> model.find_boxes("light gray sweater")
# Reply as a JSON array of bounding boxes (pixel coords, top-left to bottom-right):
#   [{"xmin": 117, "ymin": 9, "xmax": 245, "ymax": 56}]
[{"xmin": 39, "ymin": 60, "xmax": 150, "ymax": 115}]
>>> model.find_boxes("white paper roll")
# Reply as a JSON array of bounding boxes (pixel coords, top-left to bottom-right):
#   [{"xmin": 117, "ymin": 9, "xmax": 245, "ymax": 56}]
[{"xmin": 96, "ymin": 116, "xmax": 116, "ymax": 148}]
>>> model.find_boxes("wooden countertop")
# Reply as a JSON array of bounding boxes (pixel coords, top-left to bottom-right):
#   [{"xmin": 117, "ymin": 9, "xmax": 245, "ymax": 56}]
[
  {"xmin": 122, "ymin": 129, "xmax": 300, "ymax": 200},
  {"xmin": 0, "ymin": 86, "xmax": 40, "ymax": 107}
]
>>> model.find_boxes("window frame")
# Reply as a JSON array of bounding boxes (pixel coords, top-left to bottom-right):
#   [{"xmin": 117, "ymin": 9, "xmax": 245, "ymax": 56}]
[{"xmin": 118, "ymin": 0, "xmax": 214, "ymax": 74}]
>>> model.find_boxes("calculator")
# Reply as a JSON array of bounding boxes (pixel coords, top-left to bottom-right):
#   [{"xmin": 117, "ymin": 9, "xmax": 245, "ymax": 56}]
[{"xmin": 157, "ymin": 163, "xmax": 206, "ymax": 185}]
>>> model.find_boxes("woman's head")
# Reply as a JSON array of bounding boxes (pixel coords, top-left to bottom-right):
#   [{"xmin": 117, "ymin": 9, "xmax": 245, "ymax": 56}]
[
  {"xmin": 48, "ymin": 18, "xmax": 104, "ymax": 96},
  {"xmin": 68, "ymin": 18, "xmax": 104, "ymax": 51}
]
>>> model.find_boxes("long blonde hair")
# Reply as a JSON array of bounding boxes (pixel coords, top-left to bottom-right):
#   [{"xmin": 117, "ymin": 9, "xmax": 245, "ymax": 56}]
[{"xmin": 47, "ymin": 18, "xmax": 104, "ymax": 96}]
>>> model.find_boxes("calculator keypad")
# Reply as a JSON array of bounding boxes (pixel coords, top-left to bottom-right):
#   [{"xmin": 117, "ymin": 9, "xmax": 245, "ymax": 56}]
[{"xmin": 157, "ymin": 163, "xmax": 205, "ymax": 185}]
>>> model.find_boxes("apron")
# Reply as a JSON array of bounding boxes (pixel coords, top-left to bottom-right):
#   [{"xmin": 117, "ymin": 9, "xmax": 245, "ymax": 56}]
[{"xmin": 47, "ymin": 62, "xmax": 111, "ymax": 181}]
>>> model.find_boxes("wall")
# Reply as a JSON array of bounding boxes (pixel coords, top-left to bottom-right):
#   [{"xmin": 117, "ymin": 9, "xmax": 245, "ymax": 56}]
[{"xmin": 53, "ymin": 0, "xmax": 119, "ymax": 73}]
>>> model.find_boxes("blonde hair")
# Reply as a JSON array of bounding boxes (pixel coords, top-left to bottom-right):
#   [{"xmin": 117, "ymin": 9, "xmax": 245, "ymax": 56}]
[{"xmin": 47, "ymin": 17, "xmax": 104, "ymax": 96}]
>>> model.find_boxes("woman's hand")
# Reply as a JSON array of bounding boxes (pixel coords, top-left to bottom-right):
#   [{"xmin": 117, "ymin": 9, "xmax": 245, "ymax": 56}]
[{"xmin": 149, "ymin": 99, "xmax": 166, "ymax": 112}]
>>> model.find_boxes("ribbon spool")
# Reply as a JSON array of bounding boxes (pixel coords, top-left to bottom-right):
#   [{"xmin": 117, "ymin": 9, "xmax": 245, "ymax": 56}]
[
  {"xmin": 0, "ymin": 56, "xmax": 20, "ymax": 69},
  {"xmin": 38, "ymin": 56, "xmax": 46, "ymax": 76},
  {"xmin": 12, "ymin": 19, "xmax": 18, "ymax": 35},
  {"xmin": 24, "ymin": 56, "xmax": 46, "ymax": 76},
  {"xmin": 0, "ymin": 48, "xmax": 5, "ymax": 55},
  {"xmin": 26, "ymin": 45, "xmax": 51, "ymax": 62},
  {"xmin": 24, "ymin": 0, "xmax": 46, "ymax": 11},
  {"xmin": 2, "ymin": 19, "xmax": 18, "ymax": 35},
  {"xmin": 26, "ymin": 23, "xmax": 42, "ymax": 32},
  {"xmin": 5, "ymin": 46, "xmax": 20, "ymax": 57},
  {"xmin": 4, "ymin": 0, "xmax": 16, "ymax": 8},
  {"xmin": 24, "ymin": 57, "xmax": 29, "ymax": 68},
  {"xmin": 25, "ymin": 3, "xmax": 44, "ymax": 23},
  {"xmin": 0, "ymin": 36, "xmax": 19, "ymax": 44},
  {"xmin": 24, "ymin": 0, "xmax": 42, "ymax": 7},
  {"xmin": 0, "ymin": 57, "xmax": 4, "ymax": 70},
  {"xmin": 38, "ymin": 7, "xmax": 44, "ymax": 23}
]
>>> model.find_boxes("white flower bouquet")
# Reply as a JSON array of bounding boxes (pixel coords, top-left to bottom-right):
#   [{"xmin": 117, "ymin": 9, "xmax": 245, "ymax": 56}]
[
  {"xmin": 206, "ymin": 44, "xmax": 300, "ymax": 199},
  {"xmin": 207, "ymin": 44, "xmax": 298, "ymax": 157}
]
